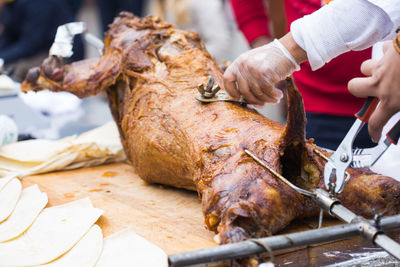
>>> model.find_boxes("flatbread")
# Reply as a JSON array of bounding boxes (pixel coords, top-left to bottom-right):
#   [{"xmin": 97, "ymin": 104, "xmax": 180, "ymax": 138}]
[
  {"xmin": 0, "ymin": 138, "xmax": 73, "ymax": 163},
  {"xmin": 96, "ymin": 228, "xmax": 168, "ymax": 267},
  {"xmin": 0, "ymin": 75, "xmax": 16, "ymax": 91},
  {"xmin": 0, "ymin": 122, "xmax": 125, "ymax": 178},
  {"xmin": 38, "ymin": 224, "xmax": 103, "ymax": 267},
  {"xmin": 0, "ymin": 178, "xmax": 22, "ymax": 223},
  {"xmin": 0, "ymin": 150, "xmax": 78, "ymax": 178},
  {"xmin": 0, "ymin": 175, "xmax": 15, "ymax": 191},
  {"xmin": 0, "ymin": 185, "xmax": 48, "ymax": 242},
  {"xmin": 0, "ymin": 198, "xmax": 103, "ymax": 266},
  {"xmin": 73, "ymin": 121, "xmax": 123, "ymax": 154}
]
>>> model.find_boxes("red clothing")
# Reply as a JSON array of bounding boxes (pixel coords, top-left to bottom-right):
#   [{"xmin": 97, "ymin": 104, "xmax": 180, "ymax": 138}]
[{"xmin": 230, "ymin": 0, "xmax": 370, "ymax": 116}]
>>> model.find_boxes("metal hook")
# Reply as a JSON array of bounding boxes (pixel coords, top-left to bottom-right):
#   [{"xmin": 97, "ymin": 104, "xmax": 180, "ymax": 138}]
[
  {"xmin": 249, "ymin": 239, "xmax": 275, "ymax": 267},
  {"xmin": 244, "ymin": 149, "xmax": 314, "ymax": 197}
]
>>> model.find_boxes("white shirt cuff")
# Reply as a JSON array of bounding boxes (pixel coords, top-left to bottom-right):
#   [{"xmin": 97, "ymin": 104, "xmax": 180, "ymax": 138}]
[{"xmin": 291, "ymin": 0, "xmax": 393, "ymax": 70}]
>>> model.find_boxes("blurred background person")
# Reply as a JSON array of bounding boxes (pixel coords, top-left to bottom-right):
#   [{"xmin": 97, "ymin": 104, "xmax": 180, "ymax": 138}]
[
  {"xmin": 97, "ymin": 0, "xmax": 145, "ymax": 34},
  {"xmin": 147, "ymin": 0, "xmax": 239, "ymax": 64},
  {"xmin": 0, "ymin": 0, "xmax": 84, "ymax": 82},
  {"xmin": 0, "ymin": 0, "xmax": 249, "ymax": 140},
  {"xmin": 230, "ymin": 0, "xmax": 375, "ymax": 150}
]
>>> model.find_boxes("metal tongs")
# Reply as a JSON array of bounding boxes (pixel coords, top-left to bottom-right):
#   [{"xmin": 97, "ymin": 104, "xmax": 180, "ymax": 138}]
[
  {"xmin": 50, "ymin": 22, "xmax": 104, "ymax": 58},
  {"xmin": 324, "ymin": 97, "xmax": 400, "ymax": 194}
]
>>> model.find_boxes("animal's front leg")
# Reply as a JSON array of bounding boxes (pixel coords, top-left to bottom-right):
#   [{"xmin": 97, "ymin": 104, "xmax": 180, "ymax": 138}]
[{"xmin": 22, "ymin": 52, "xmax": 120, "ymax": 98}]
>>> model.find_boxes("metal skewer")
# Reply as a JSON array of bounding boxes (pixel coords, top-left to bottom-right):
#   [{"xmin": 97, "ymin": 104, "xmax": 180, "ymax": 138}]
[
  {"xmin": 168, "ymin": 214, "xmax": 400, "ymax": 267},
  {"xmin": 244, "ymin": 149, "xmax": 313, "ymax": 197},
  {"xmin": 244, "ymin": 149, "xmax": 400, "ymax": 261},
  {"xmin": 169, "ymin": 150, "xmax": 400, "ymax": 266}
]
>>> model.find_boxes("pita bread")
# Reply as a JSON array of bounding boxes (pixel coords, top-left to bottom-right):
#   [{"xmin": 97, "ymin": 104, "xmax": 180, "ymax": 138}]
[
  {"xmin": 38, "ymin": 224, "xmax": 103, "ymax": 267},
  {"xmin": 0, "ymin": 178, "xmax": 21, "ymax": 223},
  {"xmin": 0, "ymin": 122, "xmax": 125, "ymax": 178},
  {"xmin": 0, "ymin": 138, "xmax": 73, "ymax": 163},
  {"xmin": 0, "ymin": 175, "xmax": 15, "ymax": 191},
  {"xmin": 96, "ymin": 228, "xmax": 168, "ymax": 267},
  {"xmin": 0, "ymin": 185, "xmax": 48, "ymax": 242},
  {"xmin": 0, "ymin": 198, "xmax": 103, "ymax": 266}
]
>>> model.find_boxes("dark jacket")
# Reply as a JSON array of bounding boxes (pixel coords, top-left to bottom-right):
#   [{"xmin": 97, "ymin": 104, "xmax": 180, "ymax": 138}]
[{"xmin": 0, "ymin": 0, "xmax": 84, "ymax": 64}]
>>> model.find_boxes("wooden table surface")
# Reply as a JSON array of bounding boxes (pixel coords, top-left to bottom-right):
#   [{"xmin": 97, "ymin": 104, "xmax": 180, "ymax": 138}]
[
  {"xmin": 21, "ymin": 162, "xmax": 400, "ymax": 266},
  {"xmin": 22, "ymin": 162, "xmax": 215, "ymax": 255}
]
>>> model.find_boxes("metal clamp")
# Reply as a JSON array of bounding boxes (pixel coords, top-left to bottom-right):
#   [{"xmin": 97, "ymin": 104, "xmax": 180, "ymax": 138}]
[
  {"xmin": 195, "ymin": 76, "xmax": 247, "ymax": 105},
  {"xmin": 357, "ymin": 219, "xmax": 381, "ymax": 243},
  {"xmin": 312, "ymin": 188, "xmax": 340, "ymax": 216},
  {"xmin": 197, "ymin": 76, "xmax": 220, "ymax": 98}
]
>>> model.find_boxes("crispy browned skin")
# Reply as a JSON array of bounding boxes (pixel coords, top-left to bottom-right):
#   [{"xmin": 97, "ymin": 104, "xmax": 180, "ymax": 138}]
[{"xmin": 22, "ymin": 13, "xmax": 400, "ymax": 244}]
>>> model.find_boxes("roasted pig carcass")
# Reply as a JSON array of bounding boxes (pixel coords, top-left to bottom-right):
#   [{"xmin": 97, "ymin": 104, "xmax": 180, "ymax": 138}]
[{"xmin": 22, "ymin": 13, "xmax": 400, "ymax": 244}]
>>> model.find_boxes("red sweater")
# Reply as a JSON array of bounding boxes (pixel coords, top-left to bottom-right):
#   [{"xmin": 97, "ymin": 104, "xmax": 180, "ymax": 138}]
[{"xmin": 230, "ymin": 0, "xmax": 371, "ymax": 116}]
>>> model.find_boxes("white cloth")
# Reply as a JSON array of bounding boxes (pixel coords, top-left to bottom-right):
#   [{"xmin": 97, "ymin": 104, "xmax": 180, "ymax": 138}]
[
  {"xmin": 291, "ymin": 0, "xmax": 399, "ymax": 70},
  {"xmin": 190, "ymin": 0, "xmax": 232, "ymax": 62},
  {"xmin": 370, "ymin": 41, "xmax": 400, "ymax": 181},
  {"xmin": 371, "ymin": 113, "xmax": 400, "ymax": 181}
]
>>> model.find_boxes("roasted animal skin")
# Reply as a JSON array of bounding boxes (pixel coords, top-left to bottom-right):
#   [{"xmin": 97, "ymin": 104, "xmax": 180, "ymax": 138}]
[{"xmin": 22, "ymin": 13, "xmax": 400, "ymax": 244}]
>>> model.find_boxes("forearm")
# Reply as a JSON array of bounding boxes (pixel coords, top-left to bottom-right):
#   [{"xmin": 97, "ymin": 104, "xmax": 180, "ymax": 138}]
[
  {"xmin": 279, "ymin": 32, "xmax": 307, "ymax": 65},
  {"xmin": 291, "ymin": 0, "xmax": 395, "ymax": 70}
]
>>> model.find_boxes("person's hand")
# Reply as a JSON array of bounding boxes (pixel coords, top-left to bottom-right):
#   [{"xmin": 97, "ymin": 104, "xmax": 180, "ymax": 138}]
[
  {"xmin": 223, "ymin": 33, "xmax": 306, "ymax": 105},
  {"xmin": 348, "ymin": 40, "xmax": 400, "ymax": 142}
]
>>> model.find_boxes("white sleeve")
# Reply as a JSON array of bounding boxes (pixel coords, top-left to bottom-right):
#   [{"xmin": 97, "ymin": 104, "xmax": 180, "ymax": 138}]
[
  {"xmin": 291, "ymin": 0, "xmax": 397, "ymax": 70},
  {"xmin": 369, "ymin": 0, "xmax": 400, "ymax": 34}
]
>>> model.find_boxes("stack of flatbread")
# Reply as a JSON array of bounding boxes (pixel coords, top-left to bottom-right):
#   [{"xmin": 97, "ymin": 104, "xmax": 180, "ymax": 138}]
[
  {"xmin": 0, "ymin": 176, "xmax": 168, "ymax": 266},
  {"xmin": 0, "ymin": 121, "xmax": 126, "ymax": 178},
  {"xmin": 0, "ymin": 74, "xmax": 18, "ymax": 96}
]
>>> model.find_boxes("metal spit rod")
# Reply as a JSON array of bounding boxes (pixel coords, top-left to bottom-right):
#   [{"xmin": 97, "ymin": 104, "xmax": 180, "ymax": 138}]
[
  {"xmin": 168, "ymin": 214, "xmax": 400, "ymax": 267},
  {"xmin": 244, "ymin": 149, "xmax": 400, "ymax": 261},
  {"xmin": 315, "ymin": 188, "xmax": 400, "ymax": 260},
  {"xmin": 169, "ymin": 149, "xmax": 400, "ymax": 266}
]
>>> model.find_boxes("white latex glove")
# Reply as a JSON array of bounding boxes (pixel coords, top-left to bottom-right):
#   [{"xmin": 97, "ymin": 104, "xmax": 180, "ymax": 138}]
[{"xmin": 223, "ymin": 39, "xmax": 300, "ymax": 105}]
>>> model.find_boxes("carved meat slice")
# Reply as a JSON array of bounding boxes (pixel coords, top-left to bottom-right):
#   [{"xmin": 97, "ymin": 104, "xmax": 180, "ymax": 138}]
[{"xmin": 22, "ymin": 13, "xmax": 400, "ymax": 244}]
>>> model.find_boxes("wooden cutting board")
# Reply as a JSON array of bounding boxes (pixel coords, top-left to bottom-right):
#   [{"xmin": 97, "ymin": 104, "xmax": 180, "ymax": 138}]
[{"xmin": 22, "ymin": 162, "xmax": 216, "ymax": 255}]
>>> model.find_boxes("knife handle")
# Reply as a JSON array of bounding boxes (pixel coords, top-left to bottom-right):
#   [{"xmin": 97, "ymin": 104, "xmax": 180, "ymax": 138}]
[
  {"xmin": 387, "ymin": 119, "xmax": 400, "ymax": 145},
  {"xmin": 355, "ymin": 97, "xmax": 379, "ymax": 123}
]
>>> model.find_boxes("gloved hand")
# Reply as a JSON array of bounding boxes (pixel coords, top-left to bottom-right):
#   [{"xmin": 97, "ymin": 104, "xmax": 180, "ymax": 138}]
[
  {"xmin": 223, "ymin": 39, "xmax": 300, "ymax": 105},
  {"xmin": 348, "ymin": 40, "xmax": 400, "ymax": 143}
]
